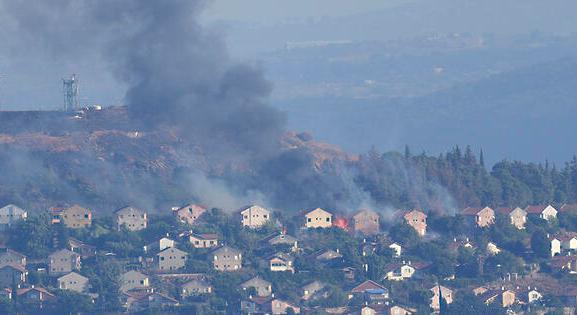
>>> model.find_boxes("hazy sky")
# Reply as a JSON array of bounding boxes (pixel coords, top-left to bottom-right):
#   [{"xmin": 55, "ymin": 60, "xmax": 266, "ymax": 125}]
[{"xmin": 204, "ymin": 0, "xmax": 411, "ymax": 22}]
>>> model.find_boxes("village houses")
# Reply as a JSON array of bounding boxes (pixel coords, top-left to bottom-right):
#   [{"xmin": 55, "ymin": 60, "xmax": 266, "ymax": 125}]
[
  {"xmin": 264, "ymin": 232, "xmax": 298, "ymax": 252},
  {"xmin": 54, "ymin": 205, "xmax": 92, "ymax": 229},
  {"xmin": 269, "ymin": 252, "xmax": 295, "ymax": 273},
  {"xmin": 115, "ymin": 206, "xmax": 148, "ymax": 231},
  {"xmin": 352, "ymin": 209, "xmax": 380, "ymax": 236},
  {"xmin": 156, "ymin": 247, "xmax": 188, "ymax": 271},
  {"xmin": 396, "ymin": 209, "xmax": 427, "ymax": 236},
  {"xmin": 461, "ymin": 206, "xmax": 495, "ymax": 227},
  {"xmin": 430, "ymin": 285, "xmax": 453, "ymax": 311},
  {"xmin": 121, "ymin": 270, "xmax": 150, "ymax": 292},
  {"xmin": 271, "ymin": 299, "xmax": 300, "ymax": 315},
  {"xmin": 479, "ymin": 289, "xmax": 516, "ymax": 308},
  {"xmin": 240, "ymin": 205, "xmax": 271, "ymax": 228},
  {"xmin": 361, "ymin": 305, "xmax": 414, "ymax": 315},
  {"xmin": 181, "ymin": 279, "xmax": 212, "ymax": 297},
  {"xmin": 187, "ymin": 233, "xmax": 219, "ymax": 249},
  {"xmin": 173, "ymin": 204, "xmax": 207, "ymax": 225},
  {"xmin": 550, "ymin": 256, "xmax": 577, "ymax": 273},
  {"xmin": 384, "ymin": 261, "xmax": 416, "ymax": 281},
  {"xmin": 0, "ymin": 264, "xmax": 27, "ymax": 288},
  {"xmin": 17, "ymin": 287, "xmax": 56, "ymax": 305},
  {"xmin": 0, "ymin": 204, "xmax": 27, "ymax": 229},
  {"xmin": 57, "ymin": 272, "xmax": 89, "ymax": 293},
  {"xmin": 389, "ymin": 242, "xmax": 402, "ymax": 258},
  {"xmin": 301, "ymin": 281, "xmax": 326, "ymax": 301},
  {"xmin": 68, "ymin": 238, "xmax": 97, "ymax": 258},
  {"xmin": 48, "ymin": 249, "xmax": 81, "ymax": 276},
  {"xmin": 525, "ymin": 204, "xmax": 558, "ymax": 221},
  {"xmin": 304, "ymin": 208, "xmax": 333, "ymax": 228},
  {"xmin": 144, "ymin": 237, "xmax": 175, "ymax": 254},
  {"xmin": 241, "ymin": 276, "xmax": 273, "ymax": 297},
  {"xmin": 212, "ymin": 246, "xmax": 242, "ymax": 271},
  {"xmin": 550, "ymin": 232, "xmax": 577, "ymax": 256},
  {"xmin": 496, "ymin": 207, "xmax": 527, "ymax": 229},
  {"xmin": 0, "ymin": 248, "xmax": 26, "ymax": 267},
  {"xmin": 126, "ymin": 292, "xmax": 179, "ymax": 312}
]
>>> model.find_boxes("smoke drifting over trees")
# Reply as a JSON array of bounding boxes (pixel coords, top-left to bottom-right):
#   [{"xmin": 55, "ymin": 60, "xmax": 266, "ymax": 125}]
[{"xmin": 0, "ymin": 1, "xmax": 460, "ymax": 215}]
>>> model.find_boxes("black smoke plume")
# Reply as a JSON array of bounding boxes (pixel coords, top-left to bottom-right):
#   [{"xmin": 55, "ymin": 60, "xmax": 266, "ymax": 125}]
[{"xmin": 1, "ymin": 0, "xmax": 286, "ymax": 160}]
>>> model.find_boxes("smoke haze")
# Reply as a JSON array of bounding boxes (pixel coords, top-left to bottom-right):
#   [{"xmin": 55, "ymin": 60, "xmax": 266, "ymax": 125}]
[{"xmin": 1, "ymin": 0, "xmax": 285, "ymax": 160}]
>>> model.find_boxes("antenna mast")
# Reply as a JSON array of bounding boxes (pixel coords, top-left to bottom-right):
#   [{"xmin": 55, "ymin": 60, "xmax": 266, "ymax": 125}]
[{"xmin": 63, "ymin": 74, "xmax": 79, "ymax": 111}]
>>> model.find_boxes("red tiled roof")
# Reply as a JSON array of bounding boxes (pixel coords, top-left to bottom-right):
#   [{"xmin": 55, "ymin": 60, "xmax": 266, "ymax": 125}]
[
  {"xmin": 495, "ymin": 207, "xmax": 513, "ymax": 214},
  {"xmin": 248, "ymin": 296, "xmax": 272, "ymax": 305},
  {"xmin": 353, "ymin": 209, "xmax": 379, "ymax": 219},
  {"xmin": 560, "ymin": 204, "xmax": 577, "ymax": 213},
  {"xmin": 0, "ymin": 248, "xmax": 26, "ymax": 258},
  {"xmin": 136, "ymin": 292, "xmax": 178, "ymax": 303},
  {"xmin": 0, "ymin": 263, "xmax": 26, "ymax": 273},
  {"xmin": 393, "ymin": 209, "xmax": 426, "ymax": 220},
  {"xmin": 17, "ymin": 286, "xmax": 54, "ymax": 297},
  {"xmin": 461, "ymin": 207, "xmax": 490, "ymax": 215},
  {"xmin": 554, "ymin": 232, "xmax": 577, "ymax": 242},
  {"xmin": 351, "ymin": 280, "xmax": 385, "ymax": 293},
  {"xmin": 191, "ymin": 233, "xmax": 218, "ymax": 240},
  {"xmin": 525, "ymin": 205, "xmax": 551, "ymax": 214},
  {"xmin": 550, "ymin": 256, "xmax": 577, "ymax": 268}
]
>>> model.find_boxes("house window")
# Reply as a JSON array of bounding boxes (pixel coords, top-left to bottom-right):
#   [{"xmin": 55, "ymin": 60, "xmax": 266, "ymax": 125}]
[
  {"xmin": 307, "ymin": 218, "xmax": 312, "ymax": 222},
  {"xmin": 326, "ymin": 218, "xmax": 330, "ymax": 222}
]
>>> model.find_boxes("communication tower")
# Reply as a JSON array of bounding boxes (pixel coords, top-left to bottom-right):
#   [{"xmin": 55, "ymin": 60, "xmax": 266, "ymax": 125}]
[{"xmin": 63, "ymin": 74, "xmax": 79, "ymax": 111}]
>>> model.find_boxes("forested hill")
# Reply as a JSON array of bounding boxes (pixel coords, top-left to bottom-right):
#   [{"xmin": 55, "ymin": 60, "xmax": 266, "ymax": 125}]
[
  {"xmin": 353, "ymin": 146, "xmax": 577, "ymax": 214},
  {"xmin": 0, "ymin": 107, "xmax": 576, "ymax": 214}
]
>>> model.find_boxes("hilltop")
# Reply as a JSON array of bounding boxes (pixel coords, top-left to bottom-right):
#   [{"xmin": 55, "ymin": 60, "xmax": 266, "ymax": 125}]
[{"xmin": 0, "ymin": 107, "xmax": 351, "ymax": 212}]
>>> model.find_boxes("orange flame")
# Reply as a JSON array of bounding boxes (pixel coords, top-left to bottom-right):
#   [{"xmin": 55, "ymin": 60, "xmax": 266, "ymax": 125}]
[{"xmin": 334, "ymin": 216, "xmax": 349, "ymax": 230}]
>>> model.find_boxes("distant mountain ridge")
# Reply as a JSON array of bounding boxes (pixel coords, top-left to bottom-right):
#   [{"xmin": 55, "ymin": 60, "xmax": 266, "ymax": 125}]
[{"xmin": 279, "ymin": 58, "xmax": 577, "ymax": 165}]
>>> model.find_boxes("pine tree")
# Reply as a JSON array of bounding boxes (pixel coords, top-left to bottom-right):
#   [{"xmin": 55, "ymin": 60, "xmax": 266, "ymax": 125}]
[{"xmin": 479, "ymin": 149, "xmax": 485, "ymax": 168}]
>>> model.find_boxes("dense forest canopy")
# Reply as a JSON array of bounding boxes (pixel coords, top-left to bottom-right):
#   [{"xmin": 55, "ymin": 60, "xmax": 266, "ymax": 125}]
[{"xmin": 353, "ymin": 145, "xmax": 577, "ymax": 213}]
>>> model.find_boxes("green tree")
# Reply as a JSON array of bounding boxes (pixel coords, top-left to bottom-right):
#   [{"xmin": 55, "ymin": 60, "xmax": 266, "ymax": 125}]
[
  {"xmin": 53, "ymin": 290, "xmax": 94, "ymax": 314},
  {"xmin": 389, "ymin": 222, "xmax": 420, "ymax": 247},
  {"xmin": 531, "ymin": 230, "xmax": 551, "ymax": 258},
  {"xmin": 9, "ymin": 213, "xmax": 53, "ymax": 258}
]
